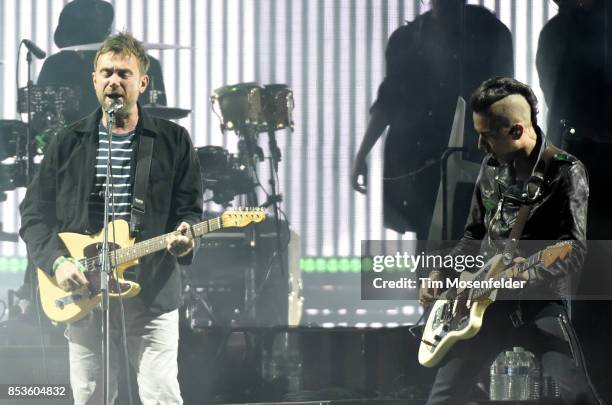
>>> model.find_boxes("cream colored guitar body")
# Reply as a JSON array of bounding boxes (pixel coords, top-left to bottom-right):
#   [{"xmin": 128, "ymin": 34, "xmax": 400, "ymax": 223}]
[
  {"xmin": 418, "ymin": 242, "xmax": 573, "ymax": 368},
  {"xmin": 37, "ymin": 220, "xmax": 140, "ymax": 323},
  {"xmin": 418, "ymin": 255, "xmax": 502, "ymax": 368},
  {"xmin": 36, "ymin": 209, "xmax": 267, "ymax": 324}
]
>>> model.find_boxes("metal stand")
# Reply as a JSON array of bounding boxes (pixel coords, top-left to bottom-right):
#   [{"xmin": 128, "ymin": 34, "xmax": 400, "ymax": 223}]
[
  {"xmin": 236, "ymin": 128, "xmax": 262, "ymax": 325},
  {"xmin": 264, "ymin": 128, "xmax": 286, "ymax": 276},
  {"xmin": 208, "ymin": 82, "xmax": 293, "ymax": 326},
  {"xmin": 22, "ymin": 51, "xmax": 35, "ymax": 185},
  {"xmin": 100, "ymin": 109, "xmax": 119, "ymax": 405}
]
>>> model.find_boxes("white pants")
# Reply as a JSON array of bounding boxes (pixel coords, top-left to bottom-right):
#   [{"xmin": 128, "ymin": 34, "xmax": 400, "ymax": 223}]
[{"xmin": 65, "ymin": 299, "xmax": 182, "ymax": 405}]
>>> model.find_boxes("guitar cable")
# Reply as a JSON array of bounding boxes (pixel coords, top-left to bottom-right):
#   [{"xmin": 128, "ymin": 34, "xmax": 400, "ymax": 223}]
[{"xmin": 407, "ymin": 304, "xmax": 437, "ymax": 347}]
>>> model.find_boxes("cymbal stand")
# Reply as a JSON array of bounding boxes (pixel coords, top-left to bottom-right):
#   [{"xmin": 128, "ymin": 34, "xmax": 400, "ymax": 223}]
[
  {"xmin": 263, "ymin": 126, "xmax": 286, "ymax": 276},
  {"xmin": 235, "ymin": 126, "xmax": 263, "ymax": 325},
  {"xmin": 18, "ymin": 49, "xmax": 35, "ymax": 186}
]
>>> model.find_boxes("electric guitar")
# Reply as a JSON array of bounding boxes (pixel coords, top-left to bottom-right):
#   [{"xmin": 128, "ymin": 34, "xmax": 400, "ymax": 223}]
[
  {"xmin": 418, "ymin": 241, "xmax": 573, "ymax": 367},
  {"xmin": 37, "ymin": 209, "xmax": 266, "ymax": 323}
]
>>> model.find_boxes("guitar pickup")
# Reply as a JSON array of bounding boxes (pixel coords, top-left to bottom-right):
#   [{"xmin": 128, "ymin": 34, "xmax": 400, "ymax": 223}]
[{"xmin": 421, "ymin": 339, "xmax": 436, "ymax": 348}]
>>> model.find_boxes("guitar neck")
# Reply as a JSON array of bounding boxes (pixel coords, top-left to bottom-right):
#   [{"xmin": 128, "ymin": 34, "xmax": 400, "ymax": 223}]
[
  {"xmin": 506, "ymin": 249, "xmax": 543, "ymax": 277},
  {"xmin": 470, "ymin": 249, "xmax": 544, "ymax": 301},
  {"xmin": 111, "ymin": 217, "xmax": 223, "ymax": 266}
]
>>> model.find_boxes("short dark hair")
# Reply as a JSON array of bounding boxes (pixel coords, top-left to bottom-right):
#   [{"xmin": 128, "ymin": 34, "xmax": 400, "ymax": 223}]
[
  {"xmin": 94, "ymin": 31, "xmax": 150, "ymax": 75},
  {"xmin": 470, "ymin": 77, "xmax": 539, "ymax": 127}
]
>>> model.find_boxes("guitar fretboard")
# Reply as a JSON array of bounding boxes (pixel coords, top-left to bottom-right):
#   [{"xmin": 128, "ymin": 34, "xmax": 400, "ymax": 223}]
[
  {"xmin": 78, "ymin": 217, "xmax": 224, "ymax": 270},
  {"xmin": 470, "ymin": 249, "xmax": 544, "ymax": 300},
  {"xmin": 110, "ymin": 217, "xmax": 222, "ymax": 266}
]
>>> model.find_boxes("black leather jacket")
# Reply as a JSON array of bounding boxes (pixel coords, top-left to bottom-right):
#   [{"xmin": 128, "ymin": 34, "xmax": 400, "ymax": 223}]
[{"xmin": 447, "ymin": 130, "xmax": 589, "ymax": 301}]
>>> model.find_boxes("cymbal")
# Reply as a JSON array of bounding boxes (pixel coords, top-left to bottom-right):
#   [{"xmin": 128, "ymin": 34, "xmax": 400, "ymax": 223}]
[
  {"xmin": 143, "ymin": 42, "xmax": 192, "ymax": 50},
  {"xmin": 60, "ymin": 42, "xmax": 191, "ymax": 52},
  {"xmin": 143, "ymin": 104, "xmax": 191, "ymax": 120}
]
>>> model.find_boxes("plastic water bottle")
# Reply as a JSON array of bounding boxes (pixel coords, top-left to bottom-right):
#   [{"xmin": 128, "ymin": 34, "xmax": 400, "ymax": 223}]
[
  {"xmin": 490, "ymin": 351, "xmax": 507, "ymax": 400},
  {"xmin": 507, "ymin": 347, "xmax": 531, "ymax": 400},
  {"xmin": 490, "ymin": 347, "xmax": 539, "ymax": 400},
  {"xmin": 542, "ymin": 374, "xmax": 561, "ymax": 399},
  {"xmin": 526, "ymin": 350, "xmax": 541, "ymax": 400}
]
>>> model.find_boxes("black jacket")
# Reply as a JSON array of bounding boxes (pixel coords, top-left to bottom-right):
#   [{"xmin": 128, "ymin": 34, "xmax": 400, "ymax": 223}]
[
  {"xmin": 446, "ymin": 131, "xmax": 589, "ymax": 301},
  {"xmin": 19, "ymin": 106, "xmax": 203, "ymax": 313}
]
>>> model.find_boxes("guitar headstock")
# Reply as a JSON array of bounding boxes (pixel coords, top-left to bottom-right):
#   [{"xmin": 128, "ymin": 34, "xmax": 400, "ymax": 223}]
[
  {"xmin": 221, "ymin": 208, "xmax": 266, "ymax": 228},
  {"xmin": 542, "ymin": 241, "xmax": 573, "ymax": 267}
]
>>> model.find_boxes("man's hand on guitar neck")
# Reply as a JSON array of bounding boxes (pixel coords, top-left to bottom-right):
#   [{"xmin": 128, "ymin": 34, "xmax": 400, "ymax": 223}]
[
  {"xmin": 419, "ymin": 270, "xmax": 444, "ymax": 306},
  {"xmin": 55, "ymin": 257, "xmax": 89, "ymax": 292},
  {"xmin": 509, "ymin": 257, "xmax": 530, "ymax": 283},
  {"xmin": 166, "ymin": 222, "xmax": 195, "ymax": 257}
]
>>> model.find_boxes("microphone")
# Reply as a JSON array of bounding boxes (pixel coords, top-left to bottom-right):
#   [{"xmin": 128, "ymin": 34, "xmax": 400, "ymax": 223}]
[
  {"xmin": 22, "ymin": 39, "xmax": 46, "ymax": 59},
  {"xmin": 106, "ymin": 100, "xmax": 124, "ymax": 115}
]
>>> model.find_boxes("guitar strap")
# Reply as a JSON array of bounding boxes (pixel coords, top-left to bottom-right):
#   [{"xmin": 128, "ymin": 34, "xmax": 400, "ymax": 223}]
[
  {"xmin": 503, "ymin": 145, "xmax": 561, "ymax": 265},
  {"xmin": 130, "ymin": 134, "xmax": 155, "ymax": 237},
  {"xmin": 504, "ymin": 145, "xmax": 560, "ymax": 327}
]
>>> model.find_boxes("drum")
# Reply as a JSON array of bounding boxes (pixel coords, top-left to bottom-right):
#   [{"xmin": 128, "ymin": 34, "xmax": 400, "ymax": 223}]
[
  {"xmin": 211, "ymin": 82, "xmax": 264, "ymax": 132},
  {"xmin": 262, "ymin": 84, "xmax": 294, "ymax": 131},
  {"xmin": 196, "ymin": 146, "xmax": 253, "ymax": 204},
  {"xmin": 196, "ymin": 146, "xmax": 231, "ymax": 174}
]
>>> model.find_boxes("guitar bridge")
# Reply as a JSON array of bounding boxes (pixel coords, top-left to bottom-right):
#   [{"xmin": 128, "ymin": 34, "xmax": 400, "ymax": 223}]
[{"xmin": 55, "ymin": 292, "xmax": 90, "ymax": 309}]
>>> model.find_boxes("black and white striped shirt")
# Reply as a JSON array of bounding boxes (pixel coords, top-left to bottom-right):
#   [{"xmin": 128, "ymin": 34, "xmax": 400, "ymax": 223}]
[{"xmin": 90, "ymin": 123, "xmax": 135, "ymax": 228}]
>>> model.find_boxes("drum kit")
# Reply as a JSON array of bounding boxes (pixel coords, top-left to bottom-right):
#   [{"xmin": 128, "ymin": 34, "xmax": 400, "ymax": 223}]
[
  {"xmin": 0, "ymin": 85, "xmax": 79, "ymax": 192},
  {"xmin": 0, "ymin": 42, "xmax": 194, "ymax": 193},
  {"xmin": 186, "ymin": 82, "xmax": 294, "ymax": 329},
  {"xmin": 1, "ymin": 39, "xmax": 295, "ymax": 212},
  {"xmin": 204, "ymin": 82, "xmax": 294, "ymax": 205}
]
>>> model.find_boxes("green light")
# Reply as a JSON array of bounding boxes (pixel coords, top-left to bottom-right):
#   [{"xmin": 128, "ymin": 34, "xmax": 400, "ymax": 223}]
[
  {"xmin": 301, "ymin": 258, "xmax": 315, "ymax": 272},
  {"xmin": 361, "ymin": 257, "xmax": 373, "ymax": 272},
  {"xmin": 298, "ymin": 257, "xmax": 365, "ymax": 273},
  {"xmin": 326, "ymin": 258, "xmax": 338, "ymax": 273},
  {"xmin": 315, "ymin": 258, "xmax": 327, "ymax": 272},
  {"xmin": 338, "ymin": 258, "xmax": 351, "ymax": 272},
  {"xmin": 0, "ymin": 257, "xmax": 28, "ymax": 273}
]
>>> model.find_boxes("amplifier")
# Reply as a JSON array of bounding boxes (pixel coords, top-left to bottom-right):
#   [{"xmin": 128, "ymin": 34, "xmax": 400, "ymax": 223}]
[{"xmin": 182, "ymin": 219, "xmax": 302, "ymax": 328}]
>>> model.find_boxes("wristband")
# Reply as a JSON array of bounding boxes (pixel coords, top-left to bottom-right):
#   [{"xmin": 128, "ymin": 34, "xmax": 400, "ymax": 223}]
[{"xmin": 52, "ymin": 257, "xmax": 85, "ymax": 274}]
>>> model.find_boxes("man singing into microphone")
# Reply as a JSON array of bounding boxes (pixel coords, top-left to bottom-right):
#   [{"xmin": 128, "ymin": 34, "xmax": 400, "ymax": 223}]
[{"xmin": 19, "ymin": 32, "xmax": 202, "ymax": 404}]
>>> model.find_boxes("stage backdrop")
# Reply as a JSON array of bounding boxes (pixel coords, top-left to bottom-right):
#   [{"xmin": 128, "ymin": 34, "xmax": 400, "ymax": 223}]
[{"xmin": 0, "ymin": 0, "xmax": 558, "ymax": 260}]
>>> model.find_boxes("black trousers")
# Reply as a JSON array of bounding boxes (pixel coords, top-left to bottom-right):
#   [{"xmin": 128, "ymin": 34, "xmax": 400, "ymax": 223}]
[{"xmin": 425, "ymin": 301, "xmax": 604, "ymax": 405}]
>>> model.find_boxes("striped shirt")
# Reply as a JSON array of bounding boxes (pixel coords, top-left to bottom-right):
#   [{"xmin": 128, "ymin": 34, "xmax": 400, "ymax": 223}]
[{"xmin": 90, "ymin": 123, "xmax": 136, "ymax": 229}]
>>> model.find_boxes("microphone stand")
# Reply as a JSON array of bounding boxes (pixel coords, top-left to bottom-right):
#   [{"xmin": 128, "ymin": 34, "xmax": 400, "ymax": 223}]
[
  {"xmin": 24, "ymin": 49, "xmax": 34, "ymax": 185},
  {"xmin": 265, "ymin": 127, "xmax": 286, "ymax": 276},
  {"xmin": 101, "ymin": 107, "xmax": 119, "ymax": 405}
]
